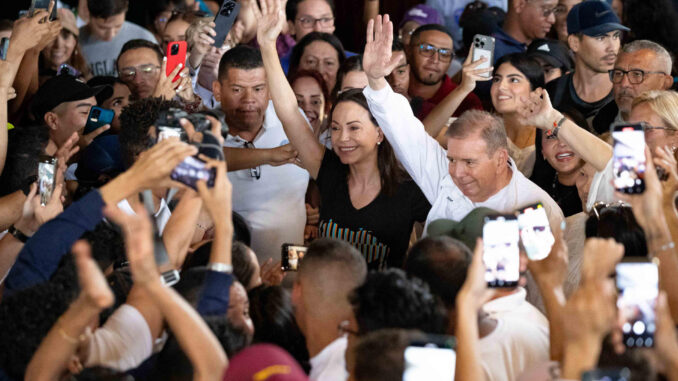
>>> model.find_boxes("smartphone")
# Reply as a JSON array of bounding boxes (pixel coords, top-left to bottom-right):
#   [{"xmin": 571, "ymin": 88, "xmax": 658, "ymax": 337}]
[
  {"xmin": 517, "ymin": 203, "xmax": 554, "ymax": 261},
  {"xmin": 18, "ymin": 10, "xmax": 29, "ymax": 18},
  {"xmin": 170, "ymin": 156, "xmax": 216, "ymax": 190},
  {"xmin": 38, "ymin": 155, "xmax": 57, "ymax": 206},
  {"xmin": 616, "ymin": 259, "xmax": 658, "ymax": 348},
  {"xmin": 281, "ymin": 243, "xmax": 308, "ymax": 271},
  {"xmin": 166, "ymin": 41, "xmax": 187, "ymax": 82},
  {"xmin": 0, "ymin": 38, "xmax": 9, "ymax": 61},
  {"xmin": 84, "ymin": 107, "xmax": 114, "ymax": 135},
  {"xmin": 472, "ymin": 34, "xmax": 495, "ymax": 78},
  {"xmin": 213, "ymin": 0, "xmax": 241, "ymax": 48},
  {"xmin": 612, "ymin": 123, "xmax": 646, "ymax": 194},
  {"xmin": 581, "ymin": 368, "xmax": 631, "ymax": 381},
  {"xmin": 403, "ymin": 335, "xmax": 456, "ymax": 381},
  {"xmin": 483, "ymin": 214, "xmax": 520, "ymax": 288},
  {"xmin": 30, "ymin": 0, "xmax": 57, "ymax": 21},
  {"xmin": 58, "ymin": 63, "xmax": 81, "ymax": 77}
]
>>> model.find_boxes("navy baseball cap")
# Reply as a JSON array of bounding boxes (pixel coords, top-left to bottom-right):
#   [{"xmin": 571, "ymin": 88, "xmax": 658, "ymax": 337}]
[
  {"xmin": 567, "ymin": 1, "xmax": 630, "ymax": 36},
  {"xmin": 31, "ymin": 74, "xmax": 113, "ymax": 122}
]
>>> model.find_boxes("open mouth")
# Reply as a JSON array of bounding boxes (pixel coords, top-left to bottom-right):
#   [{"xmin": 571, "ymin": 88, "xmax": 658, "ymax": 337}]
[
  {"xmin": 337, "ymin": 146, "xmax": 357, "ymax": 153},
  {"xmin": 556, "ymin": 152, "xmax": 574, "ymax": 160}
]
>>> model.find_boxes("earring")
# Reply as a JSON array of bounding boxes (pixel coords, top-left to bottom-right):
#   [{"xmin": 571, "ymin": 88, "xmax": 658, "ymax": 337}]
[{"xmin": 377, "ymin": 141, "xmax": 381, "ymax": 146}]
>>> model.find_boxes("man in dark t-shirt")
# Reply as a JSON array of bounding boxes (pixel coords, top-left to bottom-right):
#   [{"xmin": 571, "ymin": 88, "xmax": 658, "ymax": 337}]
[{"xmin": 545, "ymin": 1, "xmax": 628, "ymax": 131}]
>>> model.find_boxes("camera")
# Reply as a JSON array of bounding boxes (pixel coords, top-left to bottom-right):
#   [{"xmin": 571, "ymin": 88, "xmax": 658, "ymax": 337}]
[
  {"xmin": 170, "ymin": 43, "xmax": 180, "ymax": 56},
  {"xmin": 155, "ymin": 108, "xmax": 213, "ymax": 142},
  {"xmin": 221, "ymin": 1, "xmax": 236, "ymax": 16}
]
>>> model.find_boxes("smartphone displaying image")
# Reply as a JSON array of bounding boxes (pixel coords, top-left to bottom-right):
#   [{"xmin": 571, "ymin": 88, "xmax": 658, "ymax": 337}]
[
  {"xmin": 612, "ymin": 123, "xmax": 646, "ymax": 194},
  {"xmin": 403, "ymin": 335, "xmax": 456, "ymax": 381},
  {"xmin": 213, "ymin": 0, "xmax": 241, "ymax": 48},
  {"xmin": 472, "ymin": 34, "xmax": 495, "ymax": 78},
  {"xmin": 483, "ymin": 214, "xmax": 520, "ymax": 288},
  {"xmin": 38, "ymin": 155, "xmax": 57, "ymax": 206},
  {"xmin": 0, "ymin": 38, "xmax": 9, "ymax": 61},
  {"xmin": 84, "ymin": 106, "xmax": 114, "ymax": 135},
  {"xmin": 581, "ymin": 368, "xmax": 631, "ymax": 381},
  {"xmin": 616, "ymin": 259, "xmax": 658, "ymax": 348},
  {"xmin": 170, "ymin": 156, "xmax": 216, "ymax": 190},
  {"xmin": 517, "ymin": 203, "xmax": 554, "ymax": 261},
  {"xmin": 59, "ymin": 63, "xmax": 81, "ymax": 77},
  {"xmin": 281, "ymin": 243, "xmax": 308, "ymax": 271},
  {"xmin": 166, "ymin": 41, "xmax": 187, "ymax": 82}
]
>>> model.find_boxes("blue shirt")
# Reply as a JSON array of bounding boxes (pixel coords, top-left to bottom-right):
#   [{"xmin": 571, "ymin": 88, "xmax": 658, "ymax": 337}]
[{"xmin": 492, "ymin": 28, "xmax": 528, "ymax": 64}]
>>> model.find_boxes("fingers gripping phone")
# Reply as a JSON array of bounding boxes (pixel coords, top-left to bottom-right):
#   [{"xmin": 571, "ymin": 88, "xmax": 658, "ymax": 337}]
[
  {"xmin": 213, "ymin": 0, "xmax": 241, "ymax": 48},
  {"xmin": 84, "ymin": 106, "xmax": 114, "ymax": 135},
  {"xmin": 517, "ymin": 203, "xmax": 554, "ymax": 261},
  {"xmin": 30, "ymin": 0, "xmax": 57, "ymax": 21},
  {"xmin": 169, "ymin": 156, "xmax": 216, "ymax": 190},
  {"xmin": 483, "ymin": 214, "xmax": 520, "ymax": 288},
  {"xmin": 616, "ymin": 259, "xmax": 658, "ymax": 348},
  {"xmin": 38, "ymin": 155, "xmax": 58, "ymax": 206},
  {"xmin": 403, "ymin": 335, "xmax": 456, "ymax": 381},
  {"xmin": 612, "ymin": 123, "xmax": 646, "ymax": 194},
  {"xmin": 281, "ymin": 244, "xmax": 308, "ymax": 271},
  {"xmin": 166, "ymin": 41, "xmax": 187, "ymax": 82},
  {"xmin": 472, "ymin": 34, "xmax": 495, "ymax": 78}
]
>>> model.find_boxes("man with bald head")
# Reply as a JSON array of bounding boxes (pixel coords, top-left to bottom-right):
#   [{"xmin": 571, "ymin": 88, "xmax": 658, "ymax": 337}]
[
  {"xmin": 291, "ymin": 238, "xmax": 367, "ymax": 381},
  {"xmin": 592, "ymin": 40, "xmax": 674, "ymax": 134}
]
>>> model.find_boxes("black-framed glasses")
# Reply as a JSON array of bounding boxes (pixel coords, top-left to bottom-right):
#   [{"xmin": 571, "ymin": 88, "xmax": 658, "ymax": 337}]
[
  {"xmin": 119, "ymin": 64, "xmax": 160, "ymax": 82},
  {"xmin": 337, "ymin": 320, "xmax": 359, "ymax": 336},
  {"xmin": 243, "ymin": 141, "xmax": 261, "ymax": 180},
  {"xmin": 417, "ymin": 43, "xmax": 454, "ymax": 62},
  {"xmin": 296, "ymin": 16, "xmax": 334, "ymax": 28},
  {"xmin": 608, "ymin": 69, "xmax": 667, "ymax": 85}
]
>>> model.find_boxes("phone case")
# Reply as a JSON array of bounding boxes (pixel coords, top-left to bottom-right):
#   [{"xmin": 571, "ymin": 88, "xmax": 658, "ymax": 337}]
[
  {"xmin": 472, "ymin": 34, "xmax": 495, "ymax": 78},
  {"xmin": 166, "ymin": 41, "xmax": 187, "ymax": 82},
  {"xmin": 213, "ymin": 0, "xmax": 241, "ymax": 48},
  {"xmin": 84, "ymin": 107, "xmax": 114, "ymax": 135}
]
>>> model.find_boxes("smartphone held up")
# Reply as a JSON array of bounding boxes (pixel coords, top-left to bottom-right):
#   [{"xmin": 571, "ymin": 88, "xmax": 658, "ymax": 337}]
[
  {"xmin": 38, "ymin": 156, "xmax": 57, "ymax": 206},
  {"xmin": 281, "ymin": 243, "xmax": 308, "ymax": 271},
  {"xmin": 482, "ymin": 214, "xmax": 520, "ymax": 288},
  {"xmin": 612, "ymin": 123, "xmax": 646, "ymax": 194}
]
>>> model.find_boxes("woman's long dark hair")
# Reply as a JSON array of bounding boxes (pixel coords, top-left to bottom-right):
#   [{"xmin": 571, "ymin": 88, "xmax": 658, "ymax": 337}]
[{"xmin": 328, "ymin": 89, "xmax": 406, "ymax": 196}]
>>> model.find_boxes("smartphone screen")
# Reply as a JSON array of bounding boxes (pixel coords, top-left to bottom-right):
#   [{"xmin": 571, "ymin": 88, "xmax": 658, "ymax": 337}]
[
  {"xmin": 38, "ymin": 156, "xmax": 57, "ymax": 206},
  {"xmin": 472, "ymin": 34, "xmax": 494, "ymax": 78},
  {"xmin": 581, "ymin": 368, "xmax": 631, "ymax": 381},
  {"xmin": 0, "ymin": 38, "xmax": 9, "ymax": 61},
  {"xmin": 213, "ymin": 0, "xmax": 241, "ymax": 48},
  {"xmin": 483, "ymin": 215, "xmax": 520, "ymax": 288},
  {"xmin": 170, "ymin": 156, "xmax": 216, "ymax": 190},
  {"xmin": 612, "ymin": 124, "xmax": 646, "ymax": 194},
  {"xmin": 281, "ymin": 244, "xmax": 307, "ymax": 271},
  {"xmin": 616, "ymin": 260, "xmax": 658, "ymax": 348},
  {"xmin": 403, "ymin": 337, "xmax": 456, "ymax": 381},
  {"xmin": 517, "ymin": 203, "xmax": 554, "ymax": 261}
]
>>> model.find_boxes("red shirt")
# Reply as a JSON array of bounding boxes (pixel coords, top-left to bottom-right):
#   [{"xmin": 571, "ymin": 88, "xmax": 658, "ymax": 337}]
[{"xmin": 415, "ymin": 75, "xmax": 484, "ymax": 120}]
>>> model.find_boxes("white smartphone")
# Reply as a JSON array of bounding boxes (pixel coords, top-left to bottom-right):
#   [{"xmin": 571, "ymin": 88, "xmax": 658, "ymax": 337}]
[
  {"xmin": 483, "ymin": 214, "xmax": 520, "ymax": 288},
  {"xmin": 472, "ymin": 34, "xmax": 495, "ymax": 78},
  {"xmin": 616, "ymin": 259, "xmax": 658, "ymax": 348},
  {"xmin": 517, "ymin": 203, "xmax": 554, "ymax": 261},
  {"xmin": 403, "ymin": 335, "xmax": 456, "ymax": 381}
]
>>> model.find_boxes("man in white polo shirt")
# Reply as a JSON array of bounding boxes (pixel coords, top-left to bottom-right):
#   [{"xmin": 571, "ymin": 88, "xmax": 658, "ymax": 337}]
[
  {"xmin": 213, "ymin": 45, "xmax": 309, "ymax": 264},
  {"xmin": 362, "ymin": 16, "xmax": 563, "ymax": 232}
]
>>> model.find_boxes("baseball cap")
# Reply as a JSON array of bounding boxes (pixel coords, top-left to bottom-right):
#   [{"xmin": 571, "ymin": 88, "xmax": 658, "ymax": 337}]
[
  {"xmin": 57, "ymin": 8, "xmax": 79, "ymax": 37},
  {"xmin": 527, "ymin": 39, "xmax": 574, "ymax": 72},
  {"xmin": 427, "ymin": 207, "xmax": 500, "ymax": 251},
  {"xmin": 399, "ymin": 5, "xmax": 443, "ymax": 29},
  {"xmin": 222, "ymin": 344, "xmax": 308, "ymax": 381},
  {"xmin": 31, "ymin": 74, "xmax": 113, "ymax": 121},
  {"xmin": 567, "ymin": 1, "xmax": 630, "ymax": 36},
  {"xmin": 75, "ymin": 135, "xmax": 124, "ymax": 183}
]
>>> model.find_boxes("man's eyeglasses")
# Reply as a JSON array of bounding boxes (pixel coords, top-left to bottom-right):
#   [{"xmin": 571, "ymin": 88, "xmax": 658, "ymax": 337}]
[
  {"xmin": 608, "ymin": 69, "xmax": 667, "ymax": 85},
  {"xmin": 243, "ymin": 141, "xmax": 261, "ymax": 180},
  {"xmin": 296, "ymin": 16, "xmax": 334, "ymax": 28},
  {"xmin": 527, "ymin": 0, "xmax": 559, "ymax": 17},
  {"xmin": 119, "ymin": 64, "xmax": 161, "ymax": 82},
  {"xmin": 417, "ymin": 43, "xmax": 454, "ymax": 62},
  {"xmin": 337, "ymin": 320, "xmax": 359, "ymax": 336}
]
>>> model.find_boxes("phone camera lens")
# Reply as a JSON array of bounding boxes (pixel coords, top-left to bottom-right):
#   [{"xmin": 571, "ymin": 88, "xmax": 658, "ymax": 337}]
[
  {"xmin": 171, "ymin": 44, "xmax": 179, "ymax": 55},
  {"xmin": 92, "ymin": 109, "xmax": 100, "ymax": 117},
  {"xmin": 480, "ymin": 42, "xmax": 485, "ymax": 46},
  {"xmin": 475, "ymin": 38, "xmax": 479, "ymax": 42}
]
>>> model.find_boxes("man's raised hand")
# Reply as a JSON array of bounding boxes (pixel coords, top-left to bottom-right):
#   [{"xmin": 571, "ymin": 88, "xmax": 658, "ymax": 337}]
[{"xmin": 254, "ymin": 0, "xmax": 286, "ymax": 47}]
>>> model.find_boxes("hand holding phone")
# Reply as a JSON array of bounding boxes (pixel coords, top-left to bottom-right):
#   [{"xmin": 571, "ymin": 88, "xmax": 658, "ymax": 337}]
[
  {"xmin": 483, "ymin": 214, "xmax": 520, "ymax": 288},
  {"xmin": 612, "ymin": 123, "xmax": 646, "ymax": 194},
  {"xmin": 0, "ymin": 38, "xmax": 9, "ymax": 61},
  {"xmin": 84, "ymin": 107, "xmax": 114, "ymax": 135},
  {"xmin": 38, "ymin": 156, "xmax": 58, "ymax": 206},
  {"xmin": 213, "ymin": 0, "xmax": 241, "ymax": 48},
  {"xmin": 30, "ymin": 0, "xmax": 57, "ymax": 21},
  {"xmin": 471, "ymin": 34, "xmax": 495, "ymax": 78},
  {"xmin": 166, "ymin": 41, "xmax": 187, "ymax": 83},
  {"xmin": 170, "ymin": 156, "xmax": 216, "ymax": 190},
  {"xmin": 517, "ymin": 203, "xmax": 554, "ymax": 261},
  {"xmin": 281, "ymin": 244, "xmax": 307, "ymax": 271},
  {"xmin": 616, "ymin": 259, "xmax": 658, "ymax": 348}
]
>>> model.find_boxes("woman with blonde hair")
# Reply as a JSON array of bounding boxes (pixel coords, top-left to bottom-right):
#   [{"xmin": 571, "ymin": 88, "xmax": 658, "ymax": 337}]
[{"xmin": 629, "ymin": 90, "xmax": 678, "ymax": 154}]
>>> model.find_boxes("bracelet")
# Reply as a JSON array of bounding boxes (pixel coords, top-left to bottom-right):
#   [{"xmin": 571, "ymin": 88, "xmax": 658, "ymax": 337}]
[
  {"xmin": 58, "ymin": 327, "xmax": 85, "ymax": 344},
  {"xmin": 547, "ymin": 116, "xmax": 567, "ymax": 139},
  {"xmin": 8, "ymin": 225, "xmax": 30, "ymax": 243},
  {"xmin": 207, "ymin": 262, "xmax": 233, "ymax": 274}
]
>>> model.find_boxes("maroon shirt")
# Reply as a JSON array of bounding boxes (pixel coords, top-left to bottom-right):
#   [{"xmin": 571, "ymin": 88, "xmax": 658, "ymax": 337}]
[{"xmin": 415, "ymin": 75, "xmax": 484, "ymax": 120}]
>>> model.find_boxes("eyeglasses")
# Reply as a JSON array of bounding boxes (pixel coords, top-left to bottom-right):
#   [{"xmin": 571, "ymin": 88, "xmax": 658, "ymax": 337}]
[
  {"xmin": 589, "ymin": 201, "xmax": 629, "ymax": 220},
  {"xmin": 243, "ymin": 141, "xmax": 261, "ymax": 180},
  {"xmin": 608, "ymin": 69, "xmax": 667, "ymax": 85},
  {"xmin": 296, "ymin": 16, "xmax": 334, "ymax": 28},
  {"xmin": 554, "ymin": 4, "xmax": 568, "ymax": 16},
  {"xmin": 337, "ymin": 320, "xmax": 359, "ymax": 336},
  {"xmin": 119, "ymin": 64, "xmax": 160, "ymax": 82},
  {"xmin": 527, "ymin": 0, "xmax": 559, "ymax": 17},
  {"xmin": 417, "ymin": 43, "xmax": 454, "ymax": 62}
]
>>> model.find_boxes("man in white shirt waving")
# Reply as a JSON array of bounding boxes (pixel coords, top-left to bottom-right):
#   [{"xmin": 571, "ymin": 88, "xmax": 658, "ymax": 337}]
[{"xmin": 361, "ymin": 15, "xmax": 563, "ymax": 232}]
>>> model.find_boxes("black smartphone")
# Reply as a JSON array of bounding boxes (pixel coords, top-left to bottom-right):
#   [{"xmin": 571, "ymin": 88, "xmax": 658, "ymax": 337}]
[
  {"xmin": 281, "ymin": 243, "xmax": 308, "ymax": 271},
  {"xmin": 403, "ymin": 334, "xmax": 456, "ymax": 381},
  {"xmin": 616, "ymin": 258, "xmax": 658, "ymax": 348},
  {"xmin": 84, "ymin": 106, "xmax": 114, "ymax": 135},
  {"xmin": 517, "ymin": 203, "xmax": 554, "ymax": 261},
  {"xmin": 483, "ymin": 214, "xmax": 520, "ymax": 288},
  {"xmin": 581, "ymin": 368, "xmax": 631, "ymax": 381},
  {"xmin": 213, "ymin": 0, "xmax": 241, "ymax": 48},
  {"xmin": 30, "ymin": 0, "xmax": 57, "ymax": 21},
  {"xmin": 612, "ymin": 123, "xmax": 646, "ymax": 194},
  {"xmin": 0, "ymin": 38, "xmax": 9, "ymax": 61},
  {"xmin": 38, "ymin": 155, "xmax": 57, "ymax": 206},
  {"xmin": 170, "ymin": 156, "xmax": 216, "ymax": 190}
]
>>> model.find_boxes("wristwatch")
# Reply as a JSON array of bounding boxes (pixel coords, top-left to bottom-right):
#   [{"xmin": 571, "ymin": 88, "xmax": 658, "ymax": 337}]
[
  {"xmin": 207, "ymin": 262, "xmax": 233, "ymax": 274},
  {"xmin": 8, "ymin": 225, "xmax": 30, "ymax": 243}
]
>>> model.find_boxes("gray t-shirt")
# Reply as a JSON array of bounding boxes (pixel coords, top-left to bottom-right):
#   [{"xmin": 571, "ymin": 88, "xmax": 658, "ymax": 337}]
[{"xmin": 79, "ymin": 21, "xmax": 157, "ymax": 77}]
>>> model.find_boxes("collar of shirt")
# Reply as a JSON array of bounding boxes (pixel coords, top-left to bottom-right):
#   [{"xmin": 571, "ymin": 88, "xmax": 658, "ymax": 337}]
[
  {"xmin": 309, "ymin": 336, "xmax": 348, "ymax": 380},
  {"xmin": 493, "ymin": 28, "xmax": 528, "ymax": 50},
  {"xmin": 483, "ymin": 287, "xmax": 528, "ymax": 315}
]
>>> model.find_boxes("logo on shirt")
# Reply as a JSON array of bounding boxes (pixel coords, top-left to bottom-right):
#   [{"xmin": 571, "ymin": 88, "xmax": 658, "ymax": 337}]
[{"xmin": 319, "ymin": 219, "xmax": 390, "ymax": 270}]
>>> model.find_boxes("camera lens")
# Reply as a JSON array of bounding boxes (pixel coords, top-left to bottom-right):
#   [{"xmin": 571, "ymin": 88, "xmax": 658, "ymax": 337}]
[
  {"xmin": 92, "ymin": 109, "xmax": 100, "ymax": 117},
  {"xmin": 171, "ymin": 44, "xmax": 179, "ymax": 55}
]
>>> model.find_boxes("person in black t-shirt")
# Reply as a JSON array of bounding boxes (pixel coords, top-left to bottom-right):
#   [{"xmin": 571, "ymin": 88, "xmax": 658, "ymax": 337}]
[
  {"xmin": 535, "ymin": 130, "xmax": 584, "ymax": 216},
  {"xmin": 545, "ymin": 1, "xmax": 628, "ymax": 131},
  {"xmin": 258, "ymin": 10, "xmax": 431, "ymax": 269}
]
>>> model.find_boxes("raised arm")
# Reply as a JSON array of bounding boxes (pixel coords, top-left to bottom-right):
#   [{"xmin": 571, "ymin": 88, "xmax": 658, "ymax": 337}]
[
  {"xmin": 223, "ymin": 144, "xmax": 298, "ymax": 171},
  {"xmin": 254, "ymin": 0, "xmax": 325, "ymax": 179},
  {"xmin": 518, "ymin": 88, "xmax": 612, "ymax": 172}
]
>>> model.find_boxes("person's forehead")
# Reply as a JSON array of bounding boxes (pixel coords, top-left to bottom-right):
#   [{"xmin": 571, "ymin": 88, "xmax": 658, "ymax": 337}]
[
  {"xmin": 119, "ymin": 47, "xmax": 160, "ymax": 67},
  {"xmin": 303, "ymin": 41, "xmax": 338, "ymax": 59},
  {"xmin": 112, "ymin": 82, "xmax": 131, "ymax": 96},
  {"xmin": 298, "ymin": 0, "xmax": 333, "ymax": 16},
  {"xmin": 92, "ymin": 12, "xmax": 125, "ymax": 26},
  {"xmin": 629, "ymin": 102, "xmax": 664, "ymax": 125},
  {"xmin": 225, "ymin": 67, "xmax": 267, "ymax": 84},
  {"xmin": 293, "ymin": 76, "xmax": 322, "ymax": 93},
  {"xmin": 61, "ymin": 96, "xmax": 97, "ymax": 110},
  {"xmin": 229, "ymin": 281, "xmax": 248, "ymax": 302},
  {"xmin": 164, "ymin": 19, "xmax": 190, "ymax": 34},
  {"xmin": 446, "ymin": 133, "xmax": 489, "ymax": 156},
  {"xmin": 616, "ymin": 49, "xmax": 662, "ymax": 71},
  {"xmin": 416, "ymin": 30, "xmax": 453, "ymax": 49}
]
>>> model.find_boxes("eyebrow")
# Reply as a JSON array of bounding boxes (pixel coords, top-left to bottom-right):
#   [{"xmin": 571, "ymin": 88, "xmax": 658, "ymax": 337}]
[
  {"xmin": 507, "ymin": 74, "xmax": 525, "ymax": 79},
  {"xmin": 77, "ymin": 103, "xmax": 94, "ymax": 108}
]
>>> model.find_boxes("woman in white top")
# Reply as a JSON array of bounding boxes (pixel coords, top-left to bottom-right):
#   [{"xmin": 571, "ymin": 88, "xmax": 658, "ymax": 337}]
[{"xmin": 491, "ymin": 53, "xmax": 546, "ymax": 177}]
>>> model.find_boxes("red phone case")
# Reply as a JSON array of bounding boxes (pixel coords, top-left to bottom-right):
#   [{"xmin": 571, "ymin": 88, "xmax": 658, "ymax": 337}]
[{"xmin": 166, "ymin": 41, "xmax": 187, "ymax": 83}]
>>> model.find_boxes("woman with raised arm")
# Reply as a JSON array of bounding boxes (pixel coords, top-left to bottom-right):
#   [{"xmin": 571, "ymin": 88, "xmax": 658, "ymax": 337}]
[{"xmin": 255, "ymin": 0, "xmax": 430, "ymax": 269}]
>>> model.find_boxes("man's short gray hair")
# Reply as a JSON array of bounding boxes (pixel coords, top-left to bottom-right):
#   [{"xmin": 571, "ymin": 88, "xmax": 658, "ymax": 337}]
[
  {"xmin": 621, "ymin": 40, "xmax": 673, "ymax": 75},
  {"xmin": 446, "ymin": 110, "xmax": 508, "ymax": 156}
]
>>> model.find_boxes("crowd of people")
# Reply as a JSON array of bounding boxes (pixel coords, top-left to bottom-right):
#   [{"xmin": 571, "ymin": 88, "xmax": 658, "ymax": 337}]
[{"xmin": 0, "ymin": 0, "xmax": 678, "ymax": 379}]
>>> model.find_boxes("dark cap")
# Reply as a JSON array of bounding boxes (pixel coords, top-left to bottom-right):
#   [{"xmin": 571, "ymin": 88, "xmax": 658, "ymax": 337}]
[
  {"xmin": 31, "ymin": 74, "xmax": 113, "ymax": 122},
  {"xmin": 427, "ymin": 207, "xmax": 500, "ymax": 251},
  {"xmin": 567, "ymin": 1, "xmax": 630, "ymax": 36},
  {"xmin": 75, "ymin": 135, "xmax": 124, "ymax": 183},
  {"xmin": 222, "ymin": 344, "xmax": 309, "ymax": 381},
  {"xmin": 527, "ymin": 38, "xmax": 574, "ymax": 72},
  {"xmin": 399, "ymin": 5, "xmax": 443, "ymax": 28}
]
